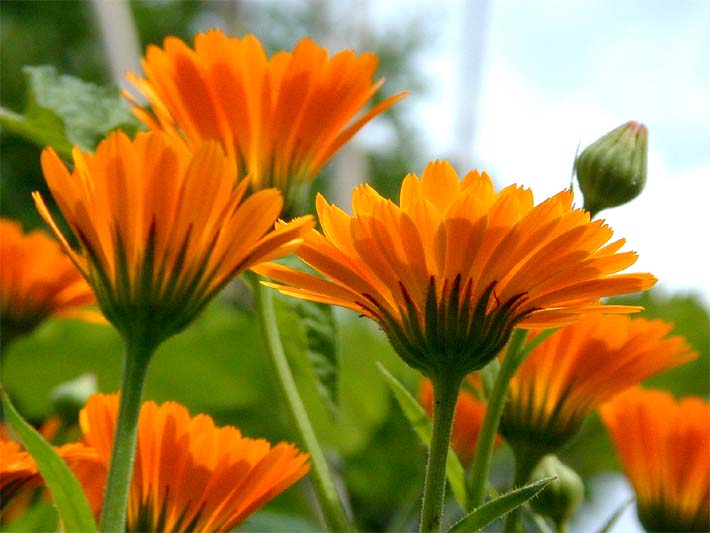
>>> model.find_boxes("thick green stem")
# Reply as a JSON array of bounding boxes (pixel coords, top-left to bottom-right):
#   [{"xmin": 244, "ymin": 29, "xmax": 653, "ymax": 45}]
[
  {"xmin": 98, "ymin": 336, "xmax": 154, "ymax": 532},
  {"xmin": 252, "ymin": 278, "xmax": 350, "ymax": 532},
  {"xmin": 467, "ymin": 329, "xmax": 527, "ymax": 509},
  {"xmin": 419, "ymin": 372, "xmax": 463, "ymax": 533},
  {"xmin": 502, "ymin": 445, "xmax": 542, "ymax": 532}
]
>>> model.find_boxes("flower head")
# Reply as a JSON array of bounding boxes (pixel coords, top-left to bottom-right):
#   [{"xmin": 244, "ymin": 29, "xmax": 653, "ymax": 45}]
[
  {"xmin": 77, "ymin": 393, "xmax": 310, "ymax": 532},
  {"xmin": 501, "ymin": 314, "xmax": 696, "ymax": 454},
  {"xmin": 256, "ymin": 161, "xmax": 656, "ymax": 379},
  {"xmin": 125, "ymin": 30, "xmax": 407, "ymax": 216},
  {"xmin": 419, "ymin": 374, "xmax": 498, "ymax": 465},
  {"xmin": 600, "ymin": 388, "xmax": 710, "ymax": 532},
  {"xmin": 0, "ymin": 218, "xmax": 99, "ymax": 345},
  {"xmin": 34, "ymin": 130, "xmax": 312, "ymax": 344},
  {"xmin": 0, "ymin": 432, "xmax": 101, "ymax": 511}
]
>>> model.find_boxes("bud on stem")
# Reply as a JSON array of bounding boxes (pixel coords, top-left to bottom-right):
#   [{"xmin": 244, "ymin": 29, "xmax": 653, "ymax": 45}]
[
  {"xmin": 530, "ymin": 454, "xmax": 584, "ymax": 532},
  {"xmin": 575, "ymin": 121, "xmax": 648, "ymax": 217}
]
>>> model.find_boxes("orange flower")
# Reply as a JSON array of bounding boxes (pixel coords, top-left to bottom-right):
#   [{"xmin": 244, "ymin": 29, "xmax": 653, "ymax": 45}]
[
  {"xmin": 419, "ymin": 375, "xmax": 499, "ymax": 466},
  {"xmin": 0, "ymin": 218, "xmax": 99, "ymax": 345},
  {"xmin": 0, "ymin": 433, "xmax": 102, "ymax": 512},
  {"xmin": 34, "ymin": 131, "xmax": 312, "ymax": 343},
  {"xmin": 77, "ymin": 393, "xmax": 310, "ymax": 532},
  {"xmin": 501, "ymin": 314, "xmax": 696, "ymax": 455},
  {"xmin": 256, "ymin": 161, "xmax": 656, "ymax": 379},
  {"xmin": 124, "ymin": 30, "xmax": 407, "ymax": 216},
  {"xmin": 600, "ymin": 388, "xmax": 710, "ymax": 532},
  {"xmin": 0, "ymin": 437, "xmax": 37, "ymax": 505}
]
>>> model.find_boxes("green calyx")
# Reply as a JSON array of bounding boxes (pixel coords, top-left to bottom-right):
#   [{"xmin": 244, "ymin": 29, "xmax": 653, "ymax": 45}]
[
  {"xmin": 372, "ymin": 276, "xmax": 530, "ymax": 379},
  {"xmin": 575, "ymin": 121, "xmax": 648, "ymax": 217}
]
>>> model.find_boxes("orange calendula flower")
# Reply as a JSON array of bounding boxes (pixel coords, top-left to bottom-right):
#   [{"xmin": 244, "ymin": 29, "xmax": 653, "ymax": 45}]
[
  {"xmin": 0, "ymin": 437, "xmax": 37, "ymax": 505},
  {"xmin": 0, "ymin": 218, "xmax": 99, "ymax": 346},
  {"xmin": 77, "ymin": 393, "xmax": 310, "ymax": 532},
  {"xmin": 501, "ymin": 314, "xmax": 696, "ymax": 455},
  {"xmin": 419, "ymin": 375, "xmax": 499, "ymax": 466},
  {"xmin": 124, "ymin": 30, "xmax": 407, "ymax": 216},
  {"xmin": 255, "ymin": 161, "xmax": 656, "ymax": 379},
  {"xmin": 0, "ymin": 433, "xmax": 102, "ymax": 511},
  {"xmin": 33, "ymin": 130, "xmax": 313, "ymax": 344},
  {"xmin": 600, "ymin": 388, "xmax": 710, "ymax": 532}
]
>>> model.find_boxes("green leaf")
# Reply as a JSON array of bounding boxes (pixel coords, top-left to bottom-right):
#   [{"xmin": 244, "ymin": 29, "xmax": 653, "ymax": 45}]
[
  {"xmin": 1, "ymin": 388, "xmax": 97, "ymax": 533},
  {"xmin": 376, "ymin": 362, "xmax": 469, "ymax": 510},
  {"xmin": 294, "ymin": 300, "xmax": 339, "ymax": 416},
  {"xmin": 0, "ymin": 65, "xmax": 139, "ymax": 157},
  {"xmin": 275, "ymin": 296, "xmax": 340, "ymax": 418},
  {"xmin": 447, "ymin": 477, "xmax": 553, "ymax": 533}
]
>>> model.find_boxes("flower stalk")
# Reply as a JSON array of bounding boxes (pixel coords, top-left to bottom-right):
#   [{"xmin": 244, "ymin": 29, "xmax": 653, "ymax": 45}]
[
  {"xmin": 251, "ymin": 276, "xmax": 350, "ymax": 532},
  {"xmin": 419, "ymin": 371, "xmax": 464, "ymax": 532},
  {"xmin": 467, "ymin": 329, "xmax": 528, "ymax": 509},
  {"xmin": 98, "ymin": 335, "xmax": 156, "ymax": 532}
]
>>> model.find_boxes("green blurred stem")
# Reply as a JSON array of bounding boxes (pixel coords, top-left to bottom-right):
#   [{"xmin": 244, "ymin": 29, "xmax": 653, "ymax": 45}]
[
  {"xmin": 468, "ymin": 329, "xmax": 528, "ymax": 509},
  {"xmin": 252, "ymin": 277, "xmax": 350, "ymax": 532},
  {"xmin": 99, "ymin": 335, "xmax": 155, "ymax": 532},
  {"xmin": 419, "ymin": 372, "xmax": 464, "ymax": 532},
  {"xmin": 503, "ymin": 444, "xmax": 542, "ymax": 532}
]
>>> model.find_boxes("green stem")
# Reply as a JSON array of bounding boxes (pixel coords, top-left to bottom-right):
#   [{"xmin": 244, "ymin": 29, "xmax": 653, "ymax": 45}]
[
  {"xmin": 98, "ymin": 336, "xmax": 155, "ymax": 532},
  {"xmin": 502, "ymin": 445, "xmax": 542, "ymax": 532},
  {"xmin": 419, "ymin": 372, "xmax": 463, "ymax": 533},
  {"xmin": 468, "ymin": 329, "xmax": 527, "ymax": 509},
  {"xmin": 252, "ymin": 278, "xmax": 350, "ymax": 532}
]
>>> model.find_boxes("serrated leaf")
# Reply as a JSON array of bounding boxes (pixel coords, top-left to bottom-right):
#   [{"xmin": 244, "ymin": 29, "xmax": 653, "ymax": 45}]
[
  {"xmin": 0, "ymin": 65, "xmax": 139, "ymax": 157},
  {"xmin": 447, "ymin": 477, "xmax": 553, "ymax": 532},
  {"xmin": 1, "ymin": 388, "xmax": 97, "ymax": 533},
  {"xmin": 274, "ymin": 296, "xmax": 340, "ymax": 418},
  {"xmin": 294, "ymin": 300, "xmax": 339, "ymax": 417},
  {"xmin": 377, "ymin": 362, "xmax": 468, "ymax": 510}
]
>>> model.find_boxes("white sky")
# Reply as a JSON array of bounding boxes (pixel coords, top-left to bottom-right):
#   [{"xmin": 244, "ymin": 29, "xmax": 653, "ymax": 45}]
[{"xmin": 369, "ymin": 0, "xmax": 710, "ymax": 307}]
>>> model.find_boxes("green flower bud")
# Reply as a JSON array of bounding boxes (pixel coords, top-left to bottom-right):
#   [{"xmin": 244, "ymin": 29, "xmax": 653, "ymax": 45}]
[
  {"xmin": 530, "ymin": 454, "xmax": 584, "ymax": 532},
  {"xmin": 575, "ymin": 121, "xmax": 648, "ymax": 217},
  {"xmin": 49, "ymin": 373, "xmax": 97, "ymax": 425}
]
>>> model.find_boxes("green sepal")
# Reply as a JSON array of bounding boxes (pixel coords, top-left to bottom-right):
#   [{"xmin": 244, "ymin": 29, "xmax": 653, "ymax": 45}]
[
  {"xmin": 376, "ymin": 362, "xmax": 468, "ymax": 510},
  {"xmin": 1, "ymin": 388, "xmax": 98, "ymax": 533},
  {"xmin": 447, "ymin": 477, "xmax": 553, "ymax": 532}
]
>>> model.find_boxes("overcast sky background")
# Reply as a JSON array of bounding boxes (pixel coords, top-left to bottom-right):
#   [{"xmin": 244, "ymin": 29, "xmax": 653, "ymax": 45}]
[{"xmin": 366, "ymin": 0, "xmax": 709, "ymax": 311}]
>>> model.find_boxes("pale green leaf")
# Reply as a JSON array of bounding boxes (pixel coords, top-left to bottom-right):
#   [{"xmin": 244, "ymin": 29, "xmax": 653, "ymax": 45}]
[
  {"xmin": 0, "ymin": 65, "xmax": 139, "ymax": 157},
  {"xmin": 447, "ymin": 477, "xmax": 553, "ymax": 532}
]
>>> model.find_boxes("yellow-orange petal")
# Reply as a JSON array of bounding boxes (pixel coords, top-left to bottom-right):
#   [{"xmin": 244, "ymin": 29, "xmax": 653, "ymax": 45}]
[
  {"xmin": 125, "ymin": 29, "xmax": 407, "ymax": 217},
  {"xmin": 0, "ymin": 218, "xmax": 100, "ymax": 344},
  {"xmin": 257, "ymin": 161, "xmax": 656, "ymax": 379},
  {"xmin": 501, "ymin": 313, "xmax": 697, "ymax": 454},
  {"xmin": 35, "ymin": 131, "xmax": 313, "ymax": 343},
  {"xmin": 77, "ymin": 393, "xmax": 310, "ymax": 532},
  {"xmin": 600, "ymin": 388, "xmax": 710, "ymax": 532}
]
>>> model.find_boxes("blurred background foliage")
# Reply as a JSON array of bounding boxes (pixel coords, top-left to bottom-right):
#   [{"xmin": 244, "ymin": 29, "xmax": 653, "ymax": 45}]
[{"xmin": 1, "ymin": 1, "xmax": 708, "ymax": 532}]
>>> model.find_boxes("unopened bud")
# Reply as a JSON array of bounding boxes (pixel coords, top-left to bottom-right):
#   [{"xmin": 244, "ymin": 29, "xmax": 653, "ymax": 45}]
[
  {"xmin": 530, "ymin": 454, "xmax": 584, "ymax": 532},
  {"xmin": 50, "ymin": 373, "xmax": 97, "ymax": 425},
  {"xmin": 575, "ymin": 121, "xmax": 648, "ymax": 217}
]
